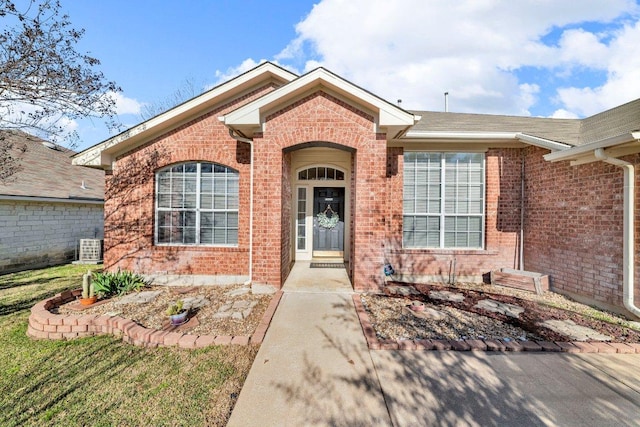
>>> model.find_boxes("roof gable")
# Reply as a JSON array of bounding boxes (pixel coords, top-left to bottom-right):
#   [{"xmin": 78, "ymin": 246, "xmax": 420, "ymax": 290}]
[
  {"xmin": 74, "ymin": 62, "xmax": 297, "ymax": 169},
  {"xmin": 221, "ymin": 67, "xmax": 419, "ymax": 139}
]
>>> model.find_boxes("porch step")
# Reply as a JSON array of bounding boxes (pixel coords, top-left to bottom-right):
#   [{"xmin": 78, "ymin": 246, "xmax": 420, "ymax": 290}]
[{"xmin": 490, "ymin": 268, "xmax": 549, "ymax": 295}]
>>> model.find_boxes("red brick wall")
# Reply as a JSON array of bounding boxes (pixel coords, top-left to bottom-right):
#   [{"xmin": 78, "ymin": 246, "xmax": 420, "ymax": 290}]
[
  {"xmin": 386, "ymin": 148, "xmax": 523, "ymax": 282},
  {"xmin": 252, "ymin": 91, "xmax": 385, "ymax": 290},
  {"xmin": 103, "ymin": 84, "xmax": 277, "ymax": 278},
  {"xmin": 524, "ymin": 146, "xmax": 640, "ymax": 312}
]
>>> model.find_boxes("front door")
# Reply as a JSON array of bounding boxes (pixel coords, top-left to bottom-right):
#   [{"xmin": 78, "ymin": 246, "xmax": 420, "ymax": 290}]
[{"xmin": 313, "ymin": 187, "xmax": 344, "ymax": 257}]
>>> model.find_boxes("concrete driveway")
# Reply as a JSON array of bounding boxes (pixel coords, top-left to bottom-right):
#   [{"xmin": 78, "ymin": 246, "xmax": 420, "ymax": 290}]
[
  {"xmin": 372, "ymin": 351, "xmax": 640, "ymax": 426},
  {"xmin": 229, "ymin": 262, "xmax": 640, "ymax": 426}
]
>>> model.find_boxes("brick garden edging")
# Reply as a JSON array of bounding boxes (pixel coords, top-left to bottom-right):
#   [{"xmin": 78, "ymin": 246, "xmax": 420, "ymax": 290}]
[
  {"xmin": 27, "ymin": 289, "xmax": 283, "ymax": 349},
  {"xmin": 352, "ymin": 294, "xmax": 640, "ymax": 354}
]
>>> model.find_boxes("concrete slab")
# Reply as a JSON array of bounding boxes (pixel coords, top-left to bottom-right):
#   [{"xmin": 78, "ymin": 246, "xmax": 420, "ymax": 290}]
[
  {"xmin": 371, "ymin": 351, "xmax": 640, "ymax": 427},
  {"xmin": 282, "ymin": 261, "xmax": 353, "ymax": 293},
  {"xmin": 228, "ymin": 292, "xmax": 390, "ymax": 426}
]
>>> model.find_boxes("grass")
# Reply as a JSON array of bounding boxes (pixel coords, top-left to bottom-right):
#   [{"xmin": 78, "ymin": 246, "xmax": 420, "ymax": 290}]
[{"xmin": 0, "ymin": 264, "xmax": 257, "ymax": 426}]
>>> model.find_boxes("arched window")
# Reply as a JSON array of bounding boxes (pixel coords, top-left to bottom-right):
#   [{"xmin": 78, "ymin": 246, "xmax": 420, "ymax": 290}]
[
  {"xmin": 298, "ymin": 166, "xmax": 344, "ymax": 181},
  {"xmin": 156, "ymin": 162, "xmax": 238, "ymax": 245}
]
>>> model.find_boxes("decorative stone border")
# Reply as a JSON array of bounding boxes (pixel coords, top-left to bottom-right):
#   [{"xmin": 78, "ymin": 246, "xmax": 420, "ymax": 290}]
[
  {"xmin": 27, "ymin": 289, "xmax": 283, "ymax": 349},
  {"xmin": 352, "ymin": 294, "xmax": 640, "ymax": 354}
]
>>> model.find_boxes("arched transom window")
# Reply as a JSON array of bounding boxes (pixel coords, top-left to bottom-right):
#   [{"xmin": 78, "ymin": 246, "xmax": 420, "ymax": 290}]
[
  {"xmin": 298, "ymin": 166, "xmax": 344, "ymax": 181},
  {"xmin": 156, "ymin": 162, "xmax": 238, "ymax": 245}
]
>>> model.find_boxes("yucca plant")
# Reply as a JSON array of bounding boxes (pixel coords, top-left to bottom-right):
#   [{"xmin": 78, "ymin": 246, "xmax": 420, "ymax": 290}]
[{"xmin": 92, "ymin": 269, "xmax": 148, "ymax": 298}]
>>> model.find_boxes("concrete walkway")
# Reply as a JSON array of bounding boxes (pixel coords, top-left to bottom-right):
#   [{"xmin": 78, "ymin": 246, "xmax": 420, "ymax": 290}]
[
  {"xmin": 229, "ymin": 262, "xmax": 640, "ymax": 426},
  {"xmin": 228, "ymin": 262, "xmax": 390, "ymax": 426}
]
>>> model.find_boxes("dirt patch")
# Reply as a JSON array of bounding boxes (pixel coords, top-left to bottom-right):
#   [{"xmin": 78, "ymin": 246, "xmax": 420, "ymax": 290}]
[
  {"xmin": 56, "ymin": 284, "xmax": 272, "ymax": 337},
  {"xmin": 362, "ymin": 282, "xmax": 640, "ymax": 343}
]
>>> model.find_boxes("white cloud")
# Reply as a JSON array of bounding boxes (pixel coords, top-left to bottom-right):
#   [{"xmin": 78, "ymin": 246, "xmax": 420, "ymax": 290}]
[
  {"xmin": 555, "ymin": 21, "xmax": 640, "ymax": 116},
  {"xmin": 550, "ymin": 109, "xmax": 580, "ymax": 119},
  {"xmin": 108, "ymin": 91, "xmax": 145, "ymax": 116},
  {"xmin": 223, "ymin": 0, "xmax": 640, "ymax": 117}
]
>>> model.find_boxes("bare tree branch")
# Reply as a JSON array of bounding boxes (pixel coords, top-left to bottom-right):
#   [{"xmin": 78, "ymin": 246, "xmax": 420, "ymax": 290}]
[
  {"xmin": 0, "ymin": 0, "xmax": 121, "ymax": 181},
  {"xmin": 0, "ymin": 0, "xmax": 121, "ymax": 142}
]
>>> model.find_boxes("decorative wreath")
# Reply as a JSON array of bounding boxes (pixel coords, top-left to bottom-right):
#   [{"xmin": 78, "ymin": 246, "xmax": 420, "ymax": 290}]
[{"xmin": 317, "ymin": 205, "xmax": 339, "ymax": 229}]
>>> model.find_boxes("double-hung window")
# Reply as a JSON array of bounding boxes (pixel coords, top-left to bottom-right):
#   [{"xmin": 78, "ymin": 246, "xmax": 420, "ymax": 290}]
[
  {"xmin": 156, "ymin": 162, "xmax": 239, "ymax": 245},
  {"xmin": 403, "ymin": 152, "xmax": 484, "ymax": 249}
]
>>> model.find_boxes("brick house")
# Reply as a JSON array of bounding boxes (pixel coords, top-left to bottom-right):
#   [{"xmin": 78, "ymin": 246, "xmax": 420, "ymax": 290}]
[
  {"xmin": 74, "ymin": 62, "xmax": 640, "ymax": 318},
  {"xmin": 0, "ymin": 130, "xmax": 104, "ymax": 273}
]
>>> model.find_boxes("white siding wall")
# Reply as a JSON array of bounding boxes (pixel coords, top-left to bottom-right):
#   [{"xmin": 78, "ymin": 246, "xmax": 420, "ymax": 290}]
[{"xmin": 0, "ymin": 200, "xmax": 104, "ymax": 274}]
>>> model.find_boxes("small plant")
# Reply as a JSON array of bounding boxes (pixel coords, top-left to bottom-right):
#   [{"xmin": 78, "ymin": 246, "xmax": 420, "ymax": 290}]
[
  {"xmin": 166, "ymin": 300, "xmax": 185, "ymax": 316},
  {"xmin": 82, "ymin": 270, "xmax": 95, "ymax": 299},
  {"xmin": 79, "ymin": 270, "xmax": 97, "ymax": 305},
  {"xmin": 92, "ymin": 269, "xmax": 149, "ymax": 298}
]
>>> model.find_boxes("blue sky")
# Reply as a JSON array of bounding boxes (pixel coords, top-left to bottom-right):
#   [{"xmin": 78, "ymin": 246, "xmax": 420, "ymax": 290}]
[{"xmin": 53, "ymin": 0, "xmax": 640, "ymax": 149}]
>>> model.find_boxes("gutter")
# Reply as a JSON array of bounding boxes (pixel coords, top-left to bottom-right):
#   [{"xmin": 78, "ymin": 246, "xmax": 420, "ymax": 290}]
[
  {"xmin": 0, "ymin": 195, "xmax": 104, "ymax": 205},
  {"xmin": 227, "ymin": 128, "xmax": 254, "ymax": 287},
  {"xmin": 402, "ymin": 130, "xmax": 571, "ymax": 151},
  {"xmin": 593, "ymin": 148, "xmax": 640, "ymax": 318}
]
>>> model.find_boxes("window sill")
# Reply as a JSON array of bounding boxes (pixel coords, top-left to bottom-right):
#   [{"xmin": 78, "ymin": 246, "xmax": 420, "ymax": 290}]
[
  {"xmin": 391, "ymin": 248, "xmax": 499, "ymax": 256},
  {"xmin": 154, "ymin": 245, "xmax": 246, "ymax": 252}
]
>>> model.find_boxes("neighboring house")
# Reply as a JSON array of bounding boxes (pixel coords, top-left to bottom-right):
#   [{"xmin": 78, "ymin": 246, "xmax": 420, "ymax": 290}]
[
  {"xmin": 74, "ymin": 62, "xmax": 640, "ymax": 318},
  {"xmin": 0, "ymin": 130, "xmax": 104, "ymax": 274}
]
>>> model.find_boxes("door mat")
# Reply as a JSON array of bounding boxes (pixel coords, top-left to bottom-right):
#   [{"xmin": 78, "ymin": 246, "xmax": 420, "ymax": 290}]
[{"xmin": 310, "ymin": 263, "xmax": 345, "ymax": 269}]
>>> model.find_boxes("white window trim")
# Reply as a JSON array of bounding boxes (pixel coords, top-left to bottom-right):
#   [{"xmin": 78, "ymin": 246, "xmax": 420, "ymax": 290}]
[
  {"xmin": 154, "ymin": 162, "xmax": 239, "ymax": 247},
  {"xmin": 403, "ymin": 151, "xmax": 486, "ymax": 250}
]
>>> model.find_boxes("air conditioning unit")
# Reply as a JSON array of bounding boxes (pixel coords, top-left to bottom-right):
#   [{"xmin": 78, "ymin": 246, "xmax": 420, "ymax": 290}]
[{"xmin": 78, "ymin": 239, "xmax": 103, "ymax": 263}]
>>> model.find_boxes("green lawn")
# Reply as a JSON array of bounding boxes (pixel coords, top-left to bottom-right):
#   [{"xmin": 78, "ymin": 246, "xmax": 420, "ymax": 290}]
[{"xmin": 0, "ymin": 264, "xmax": 257, "ymax": 426}]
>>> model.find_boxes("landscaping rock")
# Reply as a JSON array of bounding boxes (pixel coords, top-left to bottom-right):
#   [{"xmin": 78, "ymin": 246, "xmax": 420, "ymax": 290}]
[
  {"xmin": 181, "ymin": 296, "xmax": 210, "ymax": 310},
  {"xmin": 429, "ymin": 290, "xmax": 465, "ymax": 302},
  {"xmin": 116, "ymin": 291, "xmax": 162, "ymax": 305},
  {"xmin": 539, "ymin": 319, "xmax": 613, "ymax": 341},
  {"xmin": 385, "ymin": 285, "xmax": 420, "ymax": 296},
  {"xmin": 474, "ymin": 299, "xmax": 525, "ymax": 318},
  {"xmin": 402, "ymin": 305, "xmax": 446, "ymax": 320},
  {"xmin": 226, "ymin": 287, "xmax": 250, "ymax": 297}
]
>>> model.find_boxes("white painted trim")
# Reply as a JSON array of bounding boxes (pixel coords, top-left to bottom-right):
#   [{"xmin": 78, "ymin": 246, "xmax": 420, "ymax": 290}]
[
  {"xmin": 544, "ymin": 132, "xmax": 640, "ymax": 163},
  {"xmin": 515, "ymin": 133, "xmax": 571, "ymax": 151},
  {"xmin": 402, "ymin": 130, "xmax": 571, "ymax": 151},
  {"xmin": 73, "ymin": 63, "xmax": 297, "ymax": 169},
  {"xmin": 0, "ymin": 195, "xmax": 104, "ymax": 205},
  {"xmin": 404, "ymin": 131, "xmax": 519, "ymax": 140},
  {"xmin": 222, "ymin": 67, "xmax": 417, "ymax": 135}
]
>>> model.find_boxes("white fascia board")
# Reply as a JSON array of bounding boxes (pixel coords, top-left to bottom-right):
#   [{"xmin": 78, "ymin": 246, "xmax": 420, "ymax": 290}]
[
  {"xmin": 543, "ymin": 132, "xmax": 640, "ymax": 163},
  {"xmin": 74, "ymin": 63, "xmax": 297, "ymax": 167},
  {"xmin": 223, "ymin": 68, "xmax": 416, "ymax": 130},
  {"xmin": 0, "ymin": 195, "xmax": 104, "ymax": 204},
  {"xmin": 515, "ymin": 133, "xmax": 571, "ymax": 151},
  {"xmin": 404, "ymin": 131, "xmax": 519, "ymax": 140},
  {"xmin": 402, "ymin": 131, "xmax": 572, "ymax": 151}
]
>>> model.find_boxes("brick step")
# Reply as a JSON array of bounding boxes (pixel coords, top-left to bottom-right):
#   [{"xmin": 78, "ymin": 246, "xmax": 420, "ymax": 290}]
[{"xmin": 491, "ymin": 268, "xmax": 549, "ymax": 295}]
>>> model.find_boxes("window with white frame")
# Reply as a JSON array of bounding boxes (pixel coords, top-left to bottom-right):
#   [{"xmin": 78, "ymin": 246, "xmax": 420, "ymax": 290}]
[
  {"xmin": 156, "ymin": 162, "xmax": 239, "ymax": 245},
  {"xmin": 403, "ymin": 152, "xmax": 484, "ymax": 248}
]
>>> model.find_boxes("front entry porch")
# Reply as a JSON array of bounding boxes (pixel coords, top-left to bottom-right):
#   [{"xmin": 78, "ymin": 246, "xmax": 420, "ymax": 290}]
[{"xmin": 282, "ymin": 261, "xmax": 353, "ymax": 293}]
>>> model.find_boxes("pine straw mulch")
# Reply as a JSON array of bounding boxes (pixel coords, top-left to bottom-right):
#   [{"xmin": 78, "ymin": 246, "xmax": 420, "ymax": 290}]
[{"xmin": 361, "ymin": 282, "xmax": 640, "ymax": 343}]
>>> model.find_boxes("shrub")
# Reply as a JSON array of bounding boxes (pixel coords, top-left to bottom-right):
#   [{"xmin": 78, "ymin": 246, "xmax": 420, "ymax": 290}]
[{"xmin": 92, "ymin": 269, "xmax": 148, "ymax": 298}]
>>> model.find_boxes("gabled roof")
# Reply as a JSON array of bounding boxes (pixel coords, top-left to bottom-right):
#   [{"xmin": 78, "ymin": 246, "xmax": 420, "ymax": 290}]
[
  {"xmin": 73, "ymin": 62, "xmax": 297, "ymax": 169},
  {"xmin": 221, "ymin": 67, "xmax": 419, "ymax": 139},
  {"xmin": 0, "ymin": 130, "xmax": 104, "ymax": 203}
]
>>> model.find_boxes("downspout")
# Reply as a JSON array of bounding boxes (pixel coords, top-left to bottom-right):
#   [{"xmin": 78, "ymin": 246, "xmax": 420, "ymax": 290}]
[
  {"xmin": 593, "ymin": 148, "xmax": 640, "ymax": 317},
  {"xmin": 228, "ymin": 128, "xmax": 254, "ymax": 287},
  {"xmin": 520, "ymin": 149, "xmax": 525, "ymax": 270}
]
